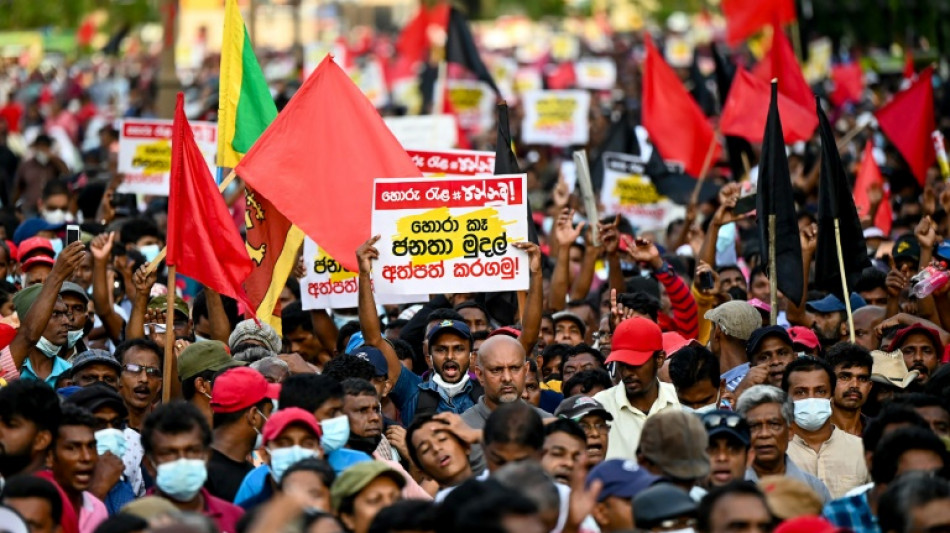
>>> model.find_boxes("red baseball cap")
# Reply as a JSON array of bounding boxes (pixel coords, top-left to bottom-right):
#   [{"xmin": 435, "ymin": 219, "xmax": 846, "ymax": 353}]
[
  {"xmin": 787, "ymin": 326, "xmax": 820, "ymax": 351},
  {"xmin": 18, "ymin": 237, "xmax": 55, "ymax": 271},
  {"xmin": 210, "ymin": 367, "xmax": 281, "ymax": 414},
  {"xmin": 661, "ymin": 331, "xmax": 700, "ymax": 356},
  {"xmin": 889, "ymin": 323, "xmax": 945, "ymax": 353},
  {"xmin": 262, "ymin": 407, "xmax": 322, "ymax": 444},
  {"xmin": 606, "ymin": 317, "xmax": 663, "ymax": 366}
]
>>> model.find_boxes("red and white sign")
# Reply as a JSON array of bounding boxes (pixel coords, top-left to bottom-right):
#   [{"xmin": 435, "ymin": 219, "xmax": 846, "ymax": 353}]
[
  {"xmin": 407, "ymin": 149, "xmax": 496, "ymax": 176},
  {"xmin": 371, "ymin": 175, "xmax": 529, "ymax": 295},
  {"xmin": 117, "ymin": 119, "xmax": 217, "ymax": 195},
  {"xmin": 300, "ymin": 238, "xmax": 424, "ymax": 310}
]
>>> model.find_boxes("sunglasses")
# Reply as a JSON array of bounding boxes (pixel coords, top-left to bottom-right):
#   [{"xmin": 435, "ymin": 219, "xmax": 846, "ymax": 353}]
[{"xmin": 701, "ymin": 412, "xmax": 745, "ymax": 431}]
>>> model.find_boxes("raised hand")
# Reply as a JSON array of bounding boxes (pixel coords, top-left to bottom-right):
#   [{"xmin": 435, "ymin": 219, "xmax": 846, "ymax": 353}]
[
  {"xmin": 622, "ymin": 235, "xmax": 661, "ymax": 269},
  {"xmin": 512, "ymin": 241, "xmax": 542, "ymax": 274},
  {"xmin": 50, "ymin": 241, "xmax": 87, "ymax": 283},
  {"xmin": 356, "ymin": 235, "xmax": 381, "ymax": 275},
  {"xmin": 598, "ymin": 215, "xmax": 621, "ymax": 255},
  {"xmin": 553, "ymin": 208, "xmax": 586, "ymax": 248},
  {"xmin": 915, "ymin": 216, "xmax": 938, "ymax": 250},
  {"xmin": 552, "ymin": 173, "xmax": 571, "ymax": 208},
  {"xmin": 90, "ymin": 232, "xmax": 116, "ymax": 263},
  {"xmin": 800, "ymin": 223, "xmax": 818, "ymax": 256}
]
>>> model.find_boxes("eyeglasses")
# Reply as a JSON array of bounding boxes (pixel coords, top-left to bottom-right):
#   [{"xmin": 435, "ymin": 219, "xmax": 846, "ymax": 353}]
[
  {"xmin": 578, "ymin": 421, "xmax": 610, "ymax": 433},
  {"xmin": 122, "ymin": 363, "xmax": 162, "ymax": 379},
  {"xmin": 95, "ymin": 417, "xmax": 128, "ymax": 431}
]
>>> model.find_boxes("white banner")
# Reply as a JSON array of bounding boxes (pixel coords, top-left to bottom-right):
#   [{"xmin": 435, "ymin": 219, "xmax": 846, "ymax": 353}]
[
  {"xmin": 600, "ymin": 152, "xmax": 684, "ymax": 232},
  {"xmin": 384, "ymin": 115, "xmax": 458, "ymax": 150},
  {"xmin": 117, "ymin": 119, "xmax": 217, "ymax": 196},
  {"xmin": 521, "ymin": 90, "xmax": 590, "ymax": 147},
  {"xmin": 446, "ymin": 80, "xmax": 495, "ymax": 134},
  {"xmin": 574, "ymin": 59, "xmax": 617, "ymax": 90}
]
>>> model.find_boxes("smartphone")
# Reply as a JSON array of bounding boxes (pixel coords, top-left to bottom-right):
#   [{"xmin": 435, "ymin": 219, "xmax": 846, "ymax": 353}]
[
  {"xmin": 66, "ymin": 225, "xmax": 81, "ymax": 246},
  {"xmin": 733, "ymin": 193, "xmax": 758, "ymax": 215},
  {"xmin": 699, "ymin": 271, "xmax": 715, "ymax": 290}
]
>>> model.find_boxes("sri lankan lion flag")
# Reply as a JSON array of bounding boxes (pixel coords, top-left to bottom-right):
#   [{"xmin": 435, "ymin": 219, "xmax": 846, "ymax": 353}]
[{"xmin": 218, "ymin": 0, "xmax": 303, "ymax": 329}]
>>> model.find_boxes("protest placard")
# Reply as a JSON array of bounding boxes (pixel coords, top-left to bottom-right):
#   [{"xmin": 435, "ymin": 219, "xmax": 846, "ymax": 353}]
[
  {"xmin": 600, "ymin": 151, "xmax": 685, "ymax": 232},
  {"xmin": 521, "ymin": 90, "xmax": 590, "ymax": 146},
  {"xmin": 371, "ymin": 175, "xmax": 530, "ymax": 295},
  {"xmin": 514, "ymin": 68, "xmax": 544, "ymax": 94},
  {"xmin": 406, "ymin": 149, "xmax": 496, "ymax": 177},
  {"xmin": 300, "ymin": 238, "xmax": 425, "ymax": 310},
  {"xmin": 446, "ymin": 79, "xmax": 495, "ymax": 133},
  {"xmin": 117, "ymin": 119, "xmax": 217, "ymax": 195},
  {"xmin": 574, "ymin": 58, "xmax": 618, "ymax": 90},
  {"xmin": 384, "ymin": 115, "xmax": 458, "ymax": 150}
]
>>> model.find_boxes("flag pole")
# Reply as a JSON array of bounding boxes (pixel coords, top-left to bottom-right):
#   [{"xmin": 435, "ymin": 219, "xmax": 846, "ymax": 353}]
[
  {"xmin": 834, "ymin": 219, "xmax": 856, "ymax": 342},
  {"xmin": 768, "ymin": 214, "xmax": 778, "ymax": 325},
  {"xmin": 689, "ymin": 137, "xmax": 719, "ymax": 207},
  {"xmin": 162, "ymin": 265, "xmax": 177, "ymax": 403},
  {"xmin": 146, "ymin": 170, "xmax": 239, "ymax": 275}
]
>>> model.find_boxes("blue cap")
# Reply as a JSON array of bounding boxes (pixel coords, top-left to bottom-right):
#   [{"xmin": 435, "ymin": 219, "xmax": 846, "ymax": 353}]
[
  {"xmin": 345, "ymin": 332, "xmax": 365, "ymax": 355},
  {"xmin": 350, "ymin": 346, "xmax": 388, "ymax": 378},
  {"xmin": 426, "ymin": 319, "xmax": 472, "ymax": 344},
  {"xmin": 806, "ymin": 293, "xmax": 867, "ymax": 314},
  {"xmin": 13, "ymin": 218, "xmax": 65, "ymax": 245},
  {"xmin": 70, "ymin": 349, "xmax": 121, "ymax": 374},
  {"xmin": 586, "ymin": 459, "xmax": 658, "ymax": 502}
]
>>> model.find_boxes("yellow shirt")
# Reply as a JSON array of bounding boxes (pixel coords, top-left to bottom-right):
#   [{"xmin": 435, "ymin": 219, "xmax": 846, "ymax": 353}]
[
  {"xmin": 786, "ymin": 426, "xmax": 870, "ymax": 499},
  {"xmin": 593, "ymin": 381, "xmax": 681, "ymax": 460},
  {"xmin": 692, "ymin": 285, "xmax": 719, "ymax": 347},
  {"xmin": 541, "ymin": 379, "xmax": 562, "ymax": 393}
]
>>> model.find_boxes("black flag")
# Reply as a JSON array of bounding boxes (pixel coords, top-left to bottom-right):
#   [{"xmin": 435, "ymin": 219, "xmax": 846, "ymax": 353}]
[
  {"xmin": 756, "ymin": 81, "xmax": 804, "ymax": 306},
  {"xmin": 815, "ymin": 97, "xmax": 871, "ymax": 297},
  {"xmin": 446, "ymin": 7, "xmax": 499, "ymax": 95}
]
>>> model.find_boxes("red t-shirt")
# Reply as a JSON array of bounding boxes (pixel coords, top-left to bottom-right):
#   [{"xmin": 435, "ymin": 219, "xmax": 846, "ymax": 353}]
[{"xmin": 33, "ymin": 470, "xmax": 80, "ymax": 533}]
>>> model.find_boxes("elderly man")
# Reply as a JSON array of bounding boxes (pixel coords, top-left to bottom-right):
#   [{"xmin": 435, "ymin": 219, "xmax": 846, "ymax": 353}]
[{"xmin": 736, "ymin": 384, "xmax": 831, "ymax": 502}]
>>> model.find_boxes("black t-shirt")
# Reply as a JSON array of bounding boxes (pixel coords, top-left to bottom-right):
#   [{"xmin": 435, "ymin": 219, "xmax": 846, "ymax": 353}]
[{"xmin": 205, "ymin": 448, "xmax": 253, "ymax": 502}]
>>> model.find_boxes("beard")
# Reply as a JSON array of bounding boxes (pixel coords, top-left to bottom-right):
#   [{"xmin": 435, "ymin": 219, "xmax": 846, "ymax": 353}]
[{"xmin": 0, "ymin": 449, "xmax": 33, "ymax": 477}]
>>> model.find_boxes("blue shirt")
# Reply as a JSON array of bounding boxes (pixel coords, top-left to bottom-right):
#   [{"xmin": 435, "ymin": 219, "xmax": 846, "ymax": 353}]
[
  {"xmin": 722, "ymin": 363, "xmax": 750, "ymax": 392},
  {"xmin": 390, "ymin": 366, "xmax": 478, "ymax": 424},
  {"xmin": 823, "ymin": 489, "xmax": 879, "ymax": 533},
  {"xmin": 104, "ymin": 479, "xmax": 137, "ymax": 515},
  {"xmin": 20, "ymin": 356, "xmax": 72, "ymax": 388}
]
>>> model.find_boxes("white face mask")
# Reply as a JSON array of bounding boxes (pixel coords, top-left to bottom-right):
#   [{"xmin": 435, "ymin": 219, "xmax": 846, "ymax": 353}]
[
  {"xmin": 66, "ymin": 329, "xmax": 84, "ymax": 349},
  {"xmin": 793, "ymin": 398, "xmax": 833, "ymax": 431},
  {"xmin": 42, "ymin": 209, "xmax": 71, "ymax": 225},
  {"xmin": 682, "ymin": 403, "xmax": 718, "ymax": 415},
  {"xmin": 35, "ymin": 151, "xmax": 50, "ymax": 165},
  {"xmin": 36, "ymin": 336, "xmax": 62, "ymax": 358}
]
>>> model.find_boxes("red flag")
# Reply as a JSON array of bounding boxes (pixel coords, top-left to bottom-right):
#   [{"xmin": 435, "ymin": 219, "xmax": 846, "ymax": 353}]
[
  {"xmin": 722, "ymin": 0, "xmax": 796, "ymax": 45},
  {"xmin": 875, "ymin": 66, "xmax": 936, "ymax": 186},
  {"xmin": 396, "ymin": 3, "xmax": 449, "ymax": 68},
  {"xmin": 720, "ymin": 67, "xmax": 817, "ymax": 144},
  {"xmin": 903, "ymin": 50, "xmax": 915, "ymax": 80},
  {"xmin": 853, "ymin": 140, "xmax": 892, "ymax": 236},
  {"xmin": 167, "ymin": 93, "xmax": 254, "ymax": 312},
  {"xmin": 752, "ymin": 25, "xmax": 813, "ymax": 111},
  {"xmin": 642, "ymin": 38, "xmax": 720, "ymax": 177},
  {"xmin": 829, "ymin": 63, "xmax": 864, "ymax": 107},
  {"xmin": 235, "ymin": 55, "xmax": 422, "ymax": 273}
]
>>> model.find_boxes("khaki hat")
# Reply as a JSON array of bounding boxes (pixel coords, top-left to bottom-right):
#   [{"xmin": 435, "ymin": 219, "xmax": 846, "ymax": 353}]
[
  {"xmin": 704, "ymin": 301, "xmax": 761, "ymax": 341},
  {"xmin": 637, "ymin": 410, "xmax": 710, "ymax": 480},
  {"xmin": 758, "ymin": 475, "xmax": 823, "ymax": 520},
  {"xmin": 148, "ymin": 294, "xmax": 189, "ymax": 320},
  {"xmin": 870, "ymin": 349, "xmax": 919, "ymax": 389},
  {"xmin": 121, "ymin": 495, "xmax": 178, "ymax": 521},
  {"xmin": 12, "ymin": 283, "xmax": 43, "ymax": 319},
  {"xmin": 177, "ymin": 340, "xmax": 245, "ymax": 382},
  {"xmin": 331, "ymin": 461, "xmax": 406, "ymax": 511}
]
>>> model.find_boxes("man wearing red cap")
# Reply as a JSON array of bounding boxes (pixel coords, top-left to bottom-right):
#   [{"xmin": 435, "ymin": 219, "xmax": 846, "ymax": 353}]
[
  {"xmin": 206, "ymin": 367, "xmax": 279, "ymax": 502},
  {"xmin": 593, "ymin": 317, "xmax": 680, "ymax": 460},
  {"xmin": 888, "ymin": 323, "xmax": 945, "ymax": 385}
]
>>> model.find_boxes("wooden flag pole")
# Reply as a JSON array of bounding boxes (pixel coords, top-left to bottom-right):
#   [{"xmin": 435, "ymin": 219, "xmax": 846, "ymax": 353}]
[
  {"xmin": 741, "ymin": 153, "xmax": 751, "ymax": 182},
  {"xmin": 836, "ymin": 124, "xmax": 866, "ymax": 153},
  {"xmin": 689, "ymin": 137, "xmax": 719, "ymax": 207},
  {"xmin": 834, "ymin": 219, "xmax": 856, "ymax": 343},
  {"xmin": 162, "ymin": 265, "xmax": 177, "ymax": 404},
  {"xmin": 145, "ymin": 170, "xmax": 239, "ymax": 275},
  {"xmin": 768, "ymin": 214, "xmax": 778, "ymax": 326}
]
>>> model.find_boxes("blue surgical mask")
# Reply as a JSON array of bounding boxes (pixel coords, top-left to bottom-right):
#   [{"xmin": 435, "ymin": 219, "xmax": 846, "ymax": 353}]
[
  {"xmin": 155, "ymin": 458, "xmax": 207, "ymax": 502},
  {"xmin": 95, "ymin": 428, "xmax": 127, "ymax": 458},
  {"xmin": 682, "ymin": 403, "xmax": 718, "ymax": 415},
  {"xmin": 269, "ymin": 445, "xmax": 318, "ymax": 482},
  {"xmin": 320, "ymin": 415, "xmax": 350, "ymax": 453},
  {"xmin": 36, "ymin": 336, "xmax": 61, "ymax": 359},
  {"xmin": 66, "ymin": 329, "xmax": 84, "ymax": 349},
  {"xmin": 5, "ymin": 275, "xmax": 16, "ymax": 285},
  {"xmin": 138, "ymin": 244, "xmax": 161, "ymax": 263},
  {"xmin": 793, "ymin": 398, "xmax": 833, "ymax": 432},
  {"xmin": 50, "ymin": 238, "xmax": 63, "ymax": 258}
]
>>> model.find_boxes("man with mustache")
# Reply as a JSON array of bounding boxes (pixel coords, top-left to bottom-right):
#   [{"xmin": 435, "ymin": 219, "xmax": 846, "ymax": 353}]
[
  {"xmin": 826, "ymin": 343, "xmax": 874, "ymax": 436},
  {"xmin": 782, "ymin": 356, "xmax": 869, "ymax": 499},
  {"xmin": 888, "ymin": 323, "xmax": 945, "ymax": 385},
  {"xmin": 593, "ymin": 317, "xmax": 680, "ymax": 460}
]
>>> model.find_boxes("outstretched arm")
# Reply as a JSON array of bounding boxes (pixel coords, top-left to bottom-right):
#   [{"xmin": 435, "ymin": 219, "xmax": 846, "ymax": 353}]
[
  {"xmin": 513, "ymin": 241, "xmax": 543, "ymax": 354},
  {"xmin": 357, "ymin": 236, "xmax": 402, "ymax": 379}
]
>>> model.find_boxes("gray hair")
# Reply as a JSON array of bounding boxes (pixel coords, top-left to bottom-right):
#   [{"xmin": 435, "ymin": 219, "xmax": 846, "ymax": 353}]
[
  {"xmin": 250, "ymin": 356, "xmax": 290, "ymax": 383},
  {"xmin": 234, "ymin": 346, "xmax": 276, "ymax": 364},
  {"xmin": 879, "ymin": 472, "xmax": 950, "ymax": 533},
  {"xmin": 735, "ymin": 385, "xmax": 793, "ymax": 425},
  {"xmin": 493, "ymin": 461, "xmax": 561, "ymax": 514}
]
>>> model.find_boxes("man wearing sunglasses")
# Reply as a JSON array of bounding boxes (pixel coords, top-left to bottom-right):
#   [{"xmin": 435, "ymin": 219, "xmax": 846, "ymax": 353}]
[{"xmin": 700, "ymin": 410, "xmax": 751, "ymax": 489}]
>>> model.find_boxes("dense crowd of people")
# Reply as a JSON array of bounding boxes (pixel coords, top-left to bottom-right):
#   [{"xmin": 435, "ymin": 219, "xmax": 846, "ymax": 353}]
[{"xmin": 0, "ymin": 17, "xmax": 948, "ymax": 533}]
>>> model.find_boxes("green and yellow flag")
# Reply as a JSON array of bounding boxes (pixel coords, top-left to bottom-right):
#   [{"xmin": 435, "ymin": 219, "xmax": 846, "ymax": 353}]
[{"xmin": 218, "ymin": 0, "xmax": 304, "ymax": 330}]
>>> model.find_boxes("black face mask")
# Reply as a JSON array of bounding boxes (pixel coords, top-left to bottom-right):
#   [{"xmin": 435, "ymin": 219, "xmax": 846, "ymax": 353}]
[{"xmin": 346, "ymin": 434, "xmax": 382, "ymax": 455}]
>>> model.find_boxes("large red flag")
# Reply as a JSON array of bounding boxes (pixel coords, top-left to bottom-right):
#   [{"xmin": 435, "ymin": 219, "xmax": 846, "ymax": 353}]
[
  {"xmin": 395, "ymin": 3, "xmax": 449, "ymax": 68},
  {"xmin": 875, "ymin": 66, "xmax": 935, "ymax": 186},
  {"xmin": 752, "ymin": 25, "xmax": 813, "ymax": 111},
  {"xmin": 642, "ymin": 38, "xmax": 720, "ymax": 177},
  {"xmin": 235, "ymin": 55, "xmax": 422, "ymax": 273},
  {"xmin": 853, "ymin": 140, "xmax": 892, "ymax": 236},
  {"xmin": 720, "ymin": 67, "xmax": 816, "ymax": 144},
  {"xmin": 830, "ymin": 63, "xmax": 864, "ymax": 107},
  {"xmin": 167, "ymin": 93, "xmax": 254, "ymax": 312},
  {"xmin": 722, "ymin": 0, "xmax": 796, "ymax": 45}
]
